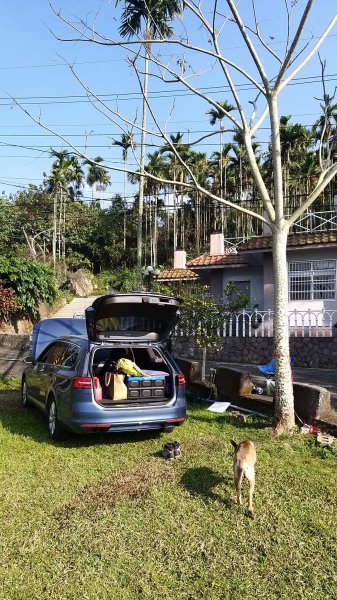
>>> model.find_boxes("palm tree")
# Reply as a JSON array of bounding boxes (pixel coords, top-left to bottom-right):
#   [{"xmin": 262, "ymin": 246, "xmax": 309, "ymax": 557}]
[
  {"xmin": 209, "ymin": 143, "xmax": 234, "ymax": 232},
  {"xmin": 207, "ymin": 101, "xmax": 235, "ymax": 229},
  {"xmin": 112, "ymin": 133, "xmax": 136, "ymax": 248},
  {"xmin": 144, "ymin": 150, "xmax": 168, "ymax": 265},
  {"xmin": 160, "ymin": 132, "xmax": 190, "ymax": 249},
  {"xmin": 83, "ymin": 156, "xmax": 111, "ymax": 202},
  {"xmin": 118, "ymin": 0, "xmax": 183, "ymax": 286},
  {"xmin": 44, "ymin": 150, "xmax": 84, "ymax": 266},
  {"xmin": 278, "ymin": 116, "xmax": 314, "ymax": 211}
]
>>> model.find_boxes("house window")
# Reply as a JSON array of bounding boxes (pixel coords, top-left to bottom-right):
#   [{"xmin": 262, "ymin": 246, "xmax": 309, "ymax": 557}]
[
  {"xmin": 229, "ymin": 281, "xmax": 251, "ymax": 302},
  {"xmin": 288, "ymin": 260, "xmax": 337, "ymax": 300}
]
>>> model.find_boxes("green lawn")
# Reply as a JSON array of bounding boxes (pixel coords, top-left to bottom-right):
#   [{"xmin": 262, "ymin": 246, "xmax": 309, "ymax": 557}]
[{"xmin": 0, "ymin": 390, "xmax": 337, "ymax": 600}]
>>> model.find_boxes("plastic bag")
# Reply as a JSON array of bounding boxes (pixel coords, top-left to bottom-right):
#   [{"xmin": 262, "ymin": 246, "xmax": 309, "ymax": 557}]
[
  {"xmin": 105, "ymin": 372, "xmax": 127, "ymax": 400},
  {"xmin": 265, "ymin": 379, "xmax": 275, "ymax": 396},
  {"xmin": 116, "ymin": 358, "xmax": 143, "ymax": 377}
]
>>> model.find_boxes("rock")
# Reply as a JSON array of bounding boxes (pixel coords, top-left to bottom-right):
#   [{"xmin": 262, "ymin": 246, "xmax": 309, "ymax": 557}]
[
  {"xmin": 229, "ymin": 412, "xmax": 247, "ymax": 424},
  {"xmin": 67, "ymin": 270, "xmax": 93, "ymax": 297}
]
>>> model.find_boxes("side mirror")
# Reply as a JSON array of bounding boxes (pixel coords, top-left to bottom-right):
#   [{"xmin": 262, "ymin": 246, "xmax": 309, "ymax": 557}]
[{"xmin": 23, "ymin": 355, "xmax": 34, "ymax": 365}]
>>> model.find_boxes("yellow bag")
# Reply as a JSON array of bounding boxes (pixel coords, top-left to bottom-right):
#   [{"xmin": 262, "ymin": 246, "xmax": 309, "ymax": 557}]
[
  {"xmin": 104, "ymin": 372, "xmax": 127, "ymax": 401},
  {"xmin": 116, "ymin": 358, "xmax": 143, "ymax": 377}
]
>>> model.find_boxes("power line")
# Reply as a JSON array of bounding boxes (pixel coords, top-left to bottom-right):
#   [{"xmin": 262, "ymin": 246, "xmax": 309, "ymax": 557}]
[{"xmin": 3, "ymin": 73, "xmax": 337, "ymax": 107}]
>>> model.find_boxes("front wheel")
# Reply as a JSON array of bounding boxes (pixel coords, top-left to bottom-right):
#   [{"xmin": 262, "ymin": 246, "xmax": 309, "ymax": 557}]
[
  {"xmin": 21, "ymin": 377, "xmax": 30, "ymax": 408},
  {"xmin": 47, "ymin": 398, "xmax": 68, "ymax": 441}
]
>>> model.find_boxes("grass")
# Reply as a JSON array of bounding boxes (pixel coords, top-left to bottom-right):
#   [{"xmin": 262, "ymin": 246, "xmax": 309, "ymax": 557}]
[
  {"xmin": 0, "ymin": 391, "xmax": 337, "ymax": 600},
  {"xmin": 0, "ymin": 375, "xmax": 21, "ymax": 391}
]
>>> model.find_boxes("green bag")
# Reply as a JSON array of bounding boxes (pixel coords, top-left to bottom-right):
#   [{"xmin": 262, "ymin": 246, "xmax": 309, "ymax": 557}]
[{"xmin": 116, "ymin": 358, "xmax": 143, "ymax": 377}]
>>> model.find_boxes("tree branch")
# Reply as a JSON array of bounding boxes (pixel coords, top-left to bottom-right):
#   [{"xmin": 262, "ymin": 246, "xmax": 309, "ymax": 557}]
[
  {"xmin": 277, "ymin": 12, "xmax": 337, "ymax": 94},
  {"xmin": 275, "ymin": 0, "xmax": 314, "ymax": 88},
  {"xmin": 288, "ymin": 163, "xmax": 337, "ymax": 225},
  {"xmin": 226, "ymin": 0, "xmax": 270, "ymax": 89}
]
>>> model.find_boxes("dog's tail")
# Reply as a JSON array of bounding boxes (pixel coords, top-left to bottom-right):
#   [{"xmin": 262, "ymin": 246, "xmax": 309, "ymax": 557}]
[{"xmin": 230, "ymin": 439, "xmax": 238, "ymax": 450}]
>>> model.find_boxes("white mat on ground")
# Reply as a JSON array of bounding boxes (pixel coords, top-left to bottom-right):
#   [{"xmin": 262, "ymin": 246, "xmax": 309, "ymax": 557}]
[{"xmin": 208, "ymin": 402, "xmax": 230, "ymax": 413}]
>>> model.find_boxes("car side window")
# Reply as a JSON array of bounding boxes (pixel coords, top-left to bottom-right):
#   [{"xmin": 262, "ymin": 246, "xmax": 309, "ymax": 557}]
[
  {"xmin": 44, "ymin": 343, "xmax": 67, "ymax": 366},
  {"xmin": 38, "ymin": 343, "xmax": 58, "ymax": 364},
  {"xmin": 62, "ymin": 345, "xmax": 80, "ymax": 369}
]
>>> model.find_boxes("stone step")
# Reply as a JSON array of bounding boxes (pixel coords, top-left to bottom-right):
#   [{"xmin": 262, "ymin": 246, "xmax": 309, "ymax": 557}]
[{"xmin": 51, "ymin": 296, "xmax": 99, "ymax": 318}]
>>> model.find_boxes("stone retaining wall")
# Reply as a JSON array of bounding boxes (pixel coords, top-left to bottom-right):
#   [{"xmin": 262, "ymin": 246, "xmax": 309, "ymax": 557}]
[
  {"xmin": 0, "ymin": 335, "xmax": 31, "ymax": 377},
  {"xmin": 172, "ymin": 335, "xmax": 337, "ymax": 368}
]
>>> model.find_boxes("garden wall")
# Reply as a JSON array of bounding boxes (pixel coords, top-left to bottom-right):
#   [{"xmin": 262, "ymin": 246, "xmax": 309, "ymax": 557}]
[
  {"xmin": 172, "ymin": 335, "xmax": 337, "ymax": 368},
  {"xmin": 1, "ymin": 332, "xmax": 337, "ymax": 378},
  {"xmin": 0, "ymin": 335, "xmax": 30, "ymax": 377}
]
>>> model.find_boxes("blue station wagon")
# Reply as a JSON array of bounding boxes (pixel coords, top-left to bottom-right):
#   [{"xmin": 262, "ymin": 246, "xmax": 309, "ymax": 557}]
[{"xmin": 22, "ymin": 293, "xmax": 186, "ymax": 440}]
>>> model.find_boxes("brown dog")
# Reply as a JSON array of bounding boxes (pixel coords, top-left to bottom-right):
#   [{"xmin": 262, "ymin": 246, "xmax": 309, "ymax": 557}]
[{"xmin": 230, "ymin": 440, "xmax": 256, "ymax": 518}]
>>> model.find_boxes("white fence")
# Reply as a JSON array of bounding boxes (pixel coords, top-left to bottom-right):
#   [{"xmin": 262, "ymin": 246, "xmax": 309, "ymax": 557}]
[{"xmin": 177, "ymin": 309, "xmax": 337, "ymax": 338}]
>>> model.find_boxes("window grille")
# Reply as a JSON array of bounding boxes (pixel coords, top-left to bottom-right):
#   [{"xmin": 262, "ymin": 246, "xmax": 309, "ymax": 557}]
[{"xmin": 288, "ymin": 260, "xmax": 336, "ymax": 301}]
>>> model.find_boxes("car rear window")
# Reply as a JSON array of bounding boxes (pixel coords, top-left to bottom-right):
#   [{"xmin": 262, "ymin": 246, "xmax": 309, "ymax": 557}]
[{"xmin": 96, "ymin": 316, "xmax": 165, "ymax": 334}]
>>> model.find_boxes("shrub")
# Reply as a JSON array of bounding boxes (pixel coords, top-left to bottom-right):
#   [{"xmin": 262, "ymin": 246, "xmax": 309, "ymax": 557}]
[
  {"xmin": 0, "ymin": 258, "xmax": 58, "ymax": 319},
  {"xmin": 0, "ymin": 286, "xmax": 18, "ymax": 322}
]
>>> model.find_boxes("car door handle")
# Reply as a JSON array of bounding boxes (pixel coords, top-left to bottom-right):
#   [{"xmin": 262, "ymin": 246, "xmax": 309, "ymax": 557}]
[{"xmin": 37, "ymin": 365, "xmax": 45, "ymax": 373}]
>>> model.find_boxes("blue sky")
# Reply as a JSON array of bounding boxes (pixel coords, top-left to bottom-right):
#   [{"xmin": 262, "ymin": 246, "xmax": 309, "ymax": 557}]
[{"xmin": 1, "ymin": 1, "xmax": 337, "ymax": 202}]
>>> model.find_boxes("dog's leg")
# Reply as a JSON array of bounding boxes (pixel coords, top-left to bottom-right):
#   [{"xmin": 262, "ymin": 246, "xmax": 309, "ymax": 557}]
[
  {"xmin": 246, "ymin": 468, "xmax": 255, "ymax": 518},
  {"xmin": 234, "ymin": 465, "xmax": 244, "ymax": 506}
]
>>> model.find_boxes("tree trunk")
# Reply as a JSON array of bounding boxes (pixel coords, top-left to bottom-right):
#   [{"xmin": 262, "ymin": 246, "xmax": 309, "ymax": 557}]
[
  {"xmin": 272, "ymin": 229, "xmax": 295, "ymax": 433},
  {"xmin": 52, "ymin": 192, "xmax": 57, "ymax": 270},
  {"xmin": 136, "ymin": 33, "xmax": 149, "ymax": 288},
  {"xmin": 201, "ymin": 347, "xmax": 207, "ymax": 381},
  {"xmin": 153, "ymin": 190, "xmax": 158, "ymax": 266},
  {"xmin": 123, "ymin": 166, "xmax": 127, "ymax": 250}
]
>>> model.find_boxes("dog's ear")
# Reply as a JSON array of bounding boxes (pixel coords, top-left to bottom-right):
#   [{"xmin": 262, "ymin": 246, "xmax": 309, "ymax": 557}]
[{"xmin": 230, "ymin": 440, "xmax": 238, "ymax": 450}]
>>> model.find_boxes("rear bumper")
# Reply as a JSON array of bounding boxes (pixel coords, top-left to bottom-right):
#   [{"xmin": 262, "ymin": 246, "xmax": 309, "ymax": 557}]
[{"xmin": 60, "ymin": 392, "xmax": 186, "ymax": 434}]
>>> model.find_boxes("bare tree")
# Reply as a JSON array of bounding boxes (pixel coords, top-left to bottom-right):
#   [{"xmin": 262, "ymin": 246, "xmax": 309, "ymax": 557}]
[{"xmin": 15, "ymin": 1, "xmax": 337, "ymax": 432}]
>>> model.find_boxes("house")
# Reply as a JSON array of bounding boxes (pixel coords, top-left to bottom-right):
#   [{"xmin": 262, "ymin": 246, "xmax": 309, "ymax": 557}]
[
  {"xmin": 158, "ymin": 228, "xmax": 337, "ymax": 329},
  {"xmin": 157, "ymin": 249, "xmax": 201, "ymax": 296}
]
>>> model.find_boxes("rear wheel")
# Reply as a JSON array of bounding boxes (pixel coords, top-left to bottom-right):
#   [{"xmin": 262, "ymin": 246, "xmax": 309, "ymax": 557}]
[
  {"xmin": 21, "ymin": 377, "xmax": 30, "ymax": 408},
  {"xmin": 47, "ymin": 397, "xmax": 68, "ymax": 441}
]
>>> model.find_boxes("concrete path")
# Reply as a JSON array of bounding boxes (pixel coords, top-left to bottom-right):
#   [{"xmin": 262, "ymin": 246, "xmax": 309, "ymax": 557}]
[{"xmin": 51, "ymin": 296, "xmax": 99, "ymax": 319}]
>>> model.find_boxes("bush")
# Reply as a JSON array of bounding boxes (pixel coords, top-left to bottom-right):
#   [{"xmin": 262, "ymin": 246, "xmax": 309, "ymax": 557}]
[
  {"xmin": 0, "ymin": 286, "xmax": 18, "ymax": 322},
  {"xmin": 0, "ymin": 258, "xmax": 58, "ymax": 319},
  {"xmin": 94, "ymin": 268, "xmax": 138, "ymax": 293}
]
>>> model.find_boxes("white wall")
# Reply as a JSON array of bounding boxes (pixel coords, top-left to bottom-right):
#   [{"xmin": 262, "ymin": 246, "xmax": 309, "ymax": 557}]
[{"xmin": 287, "ymin": 247, "xmax": 337, "ymax": 312}]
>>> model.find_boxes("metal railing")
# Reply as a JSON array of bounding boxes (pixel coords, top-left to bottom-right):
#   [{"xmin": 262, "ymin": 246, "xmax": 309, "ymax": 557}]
[
  {"xmin": 289, "ymin": 210, "xmax": 337, "ymax": 233},
  {"xmin": 176, "ymin": 308, "xmax": 337, "ymax": 338}
]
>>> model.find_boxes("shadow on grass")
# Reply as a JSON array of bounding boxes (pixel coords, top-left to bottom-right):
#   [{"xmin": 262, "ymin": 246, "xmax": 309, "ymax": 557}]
[
  {"xmin": 0, "ymin": 399, "xmax": 162, "ymax": 448},
  {"xmin": 180, "ymin": 466, "xmax": 232, "ymax": 507}
]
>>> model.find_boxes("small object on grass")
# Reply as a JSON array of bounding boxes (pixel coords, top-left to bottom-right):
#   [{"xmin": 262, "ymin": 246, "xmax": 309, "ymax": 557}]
[
  {"xmin": 300, "ymin": 424, "xmax": 321, "ymax": 435},
  {"xmin": 207, "ymin": 402, "xmax": 230, "ymax": 413},
  {"xmin": 161, "ymin": 443, "xmax": 175, "ymax": 460},
  {"xmin": 161, "ymin": 442, "xmax": 181, "ymax": 460},
  {"xmin": 173, "ymin": 441, "xmax": 181, "ymax": 459},
  {"xmin": 316, "ymin": 432, "xmax": 335, "ymax": 447},
  {"xmin": 229, "ymin": 412, "xmax": 247, "ymax": 425}
]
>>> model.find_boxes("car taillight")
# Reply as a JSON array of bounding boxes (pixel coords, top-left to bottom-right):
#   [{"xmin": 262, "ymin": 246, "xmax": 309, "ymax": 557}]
[
  {"xmin": 176, "ymin": 373, "xmax": 185, "ymax": 386},
  {"xmin": 72, "ymin": 377, "xmax": 92, "ymax": 389},
  {"xmin": 72, "ymin": 376, "xmax": 103, "ymax": 401}
]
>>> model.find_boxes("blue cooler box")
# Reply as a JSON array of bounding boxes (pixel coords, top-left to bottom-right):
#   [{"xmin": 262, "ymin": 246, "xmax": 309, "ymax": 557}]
[{"xmin": 125, "ymin": 370, "xmax": 168, "ymax": 400}]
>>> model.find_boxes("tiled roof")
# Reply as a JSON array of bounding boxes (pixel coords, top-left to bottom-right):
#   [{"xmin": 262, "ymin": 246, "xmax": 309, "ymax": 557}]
[
  {"xmin": 157, "ymin": 268, "xmax": 200, "ymax": 281},
  {"xmin": 239, "ymin": 231, "xmax": 337, "ymax": 251},
  {"xmin": 187, "ymin": 253, "xmax": 249, "ymax": 267}
]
